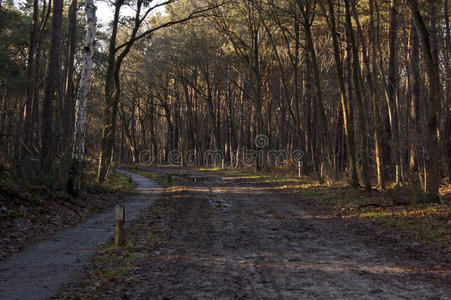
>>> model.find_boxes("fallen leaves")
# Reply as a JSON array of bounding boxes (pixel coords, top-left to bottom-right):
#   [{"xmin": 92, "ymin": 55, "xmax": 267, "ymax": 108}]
[{"xmin": 0, "ymin": 172, "xmax": 135, "ymax": 261}]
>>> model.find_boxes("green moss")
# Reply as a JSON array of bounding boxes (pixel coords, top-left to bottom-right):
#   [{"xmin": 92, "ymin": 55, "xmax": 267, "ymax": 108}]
[
  {"xmin": 106, "ymin": 172, "xmax": 136, "ymax": 192},
  {"xmin": 85, "ymin": 172, "xmax": 135, "ymax": 194}
]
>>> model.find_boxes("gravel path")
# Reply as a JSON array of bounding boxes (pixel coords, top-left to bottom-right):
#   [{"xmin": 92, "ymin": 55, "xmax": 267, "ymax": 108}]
[{"xmin": 0, "ymin": 170, "xmax": 160, "ymax": 300}]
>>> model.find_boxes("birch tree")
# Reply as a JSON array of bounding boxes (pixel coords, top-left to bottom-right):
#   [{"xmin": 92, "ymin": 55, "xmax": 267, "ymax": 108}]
[{"xmin": 67, "ymin": 0, "xmax": 97, "ymax": 196}]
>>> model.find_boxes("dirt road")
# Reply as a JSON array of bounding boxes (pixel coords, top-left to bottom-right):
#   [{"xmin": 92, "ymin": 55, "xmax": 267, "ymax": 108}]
[
  {"xmin": 1, "ymin": 168, "xmax": 449, "ymax": 299},
  {"xmin": 125, "ymin": 168, "xmax": 450, "ymax": 299}
]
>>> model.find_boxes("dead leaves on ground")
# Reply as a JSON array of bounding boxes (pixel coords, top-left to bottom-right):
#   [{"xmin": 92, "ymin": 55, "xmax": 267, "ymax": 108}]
[{"xmin": 0, "ymin": 173, "xmax": 133, "ymax": 261}]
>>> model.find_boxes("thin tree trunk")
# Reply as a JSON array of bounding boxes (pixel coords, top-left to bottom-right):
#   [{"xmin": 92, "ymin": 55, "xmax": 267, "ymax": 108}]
[
  {"xmin": 62, "ymin": 0, "xmax": 78, "ymax": 156},
  {"xmin": 368, "ymin": 0, "xmax": 384, "ymax": 188},
  {"xmin": 23, "ymin": 0, "xmax": 39, "ymax": 149},
  {"xmin": 303, "ymin": 51, "xmax": 312, "ymax": 169},
  {"xmin": 226, "ymin": 66, "xmax": 233, "ymax": 164},
  {"xmin": 387, "ymin": 0, "xmax": 402, "ymax": 185},
  {"xmin": 444, "ymin": 0, "xmax": 451, "ymax": 180},
  {"xmin": 236, "ymin": 73, "xmax": 245, "ymax": 168},
  {"xmin": 408, "ymin": 16, "xmax": 421, "ymax": 175},
  {"xmin": 251, "ymin": 27, "xmax": 265, "ymax": 171}
]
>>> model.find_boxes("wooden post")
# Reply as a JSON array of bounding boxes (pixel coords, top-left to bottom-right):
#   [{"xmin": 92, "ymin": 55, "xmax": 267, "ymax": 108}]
[
  {"xmin": 115, "ymin": 205, "xmax": 125, "ymax": 248},
  {"xmin": 298, "ymin": 161, "xmax": 301, "ymax": 178}
]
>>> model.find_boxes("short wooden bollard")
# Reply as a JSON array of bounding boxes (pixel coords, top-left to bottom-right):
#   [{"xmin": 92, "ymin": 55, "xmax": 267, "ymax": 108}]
[
  {"xmin": 298, "ymin": 161, "xmax": 301, "ymax": 178},
  {"xmin": 115, "ymin": 205, "xmax": 125, "ymax": 248}
]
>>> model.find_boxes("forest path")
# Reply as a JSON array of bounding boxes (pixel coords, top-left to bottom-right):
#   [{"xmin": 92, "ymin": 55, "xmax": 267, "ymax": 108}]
[
  {"xmin": 0, "ymin": 170, "xmax": 160, "ymax": 300},
  {"xmin": 126, "ymin": 167, "xmax": 450, "ymax": 299}
]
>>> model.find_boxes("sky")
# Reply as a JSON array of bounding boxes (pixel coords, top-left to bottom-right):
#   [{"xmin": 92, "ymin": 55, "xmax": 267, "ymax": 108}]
[
  {"xmin": 96, "ymin": 0, "xmax": 135, "ymax": 26},
  {"xmin": 13, "ymin": 0, "xmax": 167, "ymax": 26}
]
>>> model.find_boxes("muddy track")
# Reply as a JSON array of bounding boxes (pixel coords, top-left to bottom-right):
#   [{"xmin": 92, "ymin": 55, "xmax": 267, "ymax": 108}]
[{"xmin": 129, "ymin": 168, "xmax": 450, "ymax": 299}]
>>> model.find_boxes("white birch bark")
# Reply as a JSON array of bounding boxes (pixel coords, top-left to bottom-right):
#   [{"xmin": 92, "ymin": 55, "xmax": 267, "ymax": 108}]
[{"xmin": 67, "ymin": 0, "xmax": 96, "ymax": 195}]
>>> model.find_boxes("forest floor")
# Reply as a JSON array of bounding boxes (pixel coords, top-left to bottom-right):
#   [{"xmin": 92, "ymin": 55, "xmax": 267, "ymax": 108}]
[
  {"xmin": 0, "ymin": 170, "xmax": 135, "ymax": 261},
  {"xmin": 57, "ymin": 167, "xmax": 450, "ymax": 299}
]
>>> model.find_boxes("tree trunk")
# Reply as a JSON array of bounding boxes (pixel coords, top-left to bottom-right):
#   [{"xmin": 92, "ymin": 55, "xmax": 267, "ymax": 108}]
[
  {"xmin": 408, "ymin": 16, "xmax": 421, "ymax": 175},
  {"xmin": 251, "ymin": 28, "xmax": 265, "ymax": 171},
  {"xmin": 407, "ymin": 0, "xmax": 441, "ymax": 200},
  {"xmin": 387, "ymin": 0, "xmax": 402, "ymax": 185},
  {"xmin": 444, "ymin": 0, "xmax": 451, "ymax": 180},
  {"xmin": 326, "ymin": 0, "xmax": 358, "ymax": 187},
  {"xmin": 344, "ymin": 0, "xmax": 370, "ymax": 189},
  {"xmin": 97, "ymin": 0, "xmax": 124, "ymax": 182},
  {"xmin": 303, "ymin": 51, "xmax": 312, "ymax": 170},
  {"xmin": 302, "ymin": 12, "xmax": 331, "ymax": 179},
  {"xmin": 40, "ymin": 0, "xmax": 63, "ymax": 171},
  {"xmin": 368, "ymin": 0, "xmax": 384, "ymax": 188},
  {"xmin": 23, "ymin": 0, "xmax": 39, "ymax": 150},
  {"xmin": 62, "ymin": 0, "xmax": 78, "ymax": 156},
  {"xmin": 67, "ymin": 0, "xmax": 96, "ymax": 196}
]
